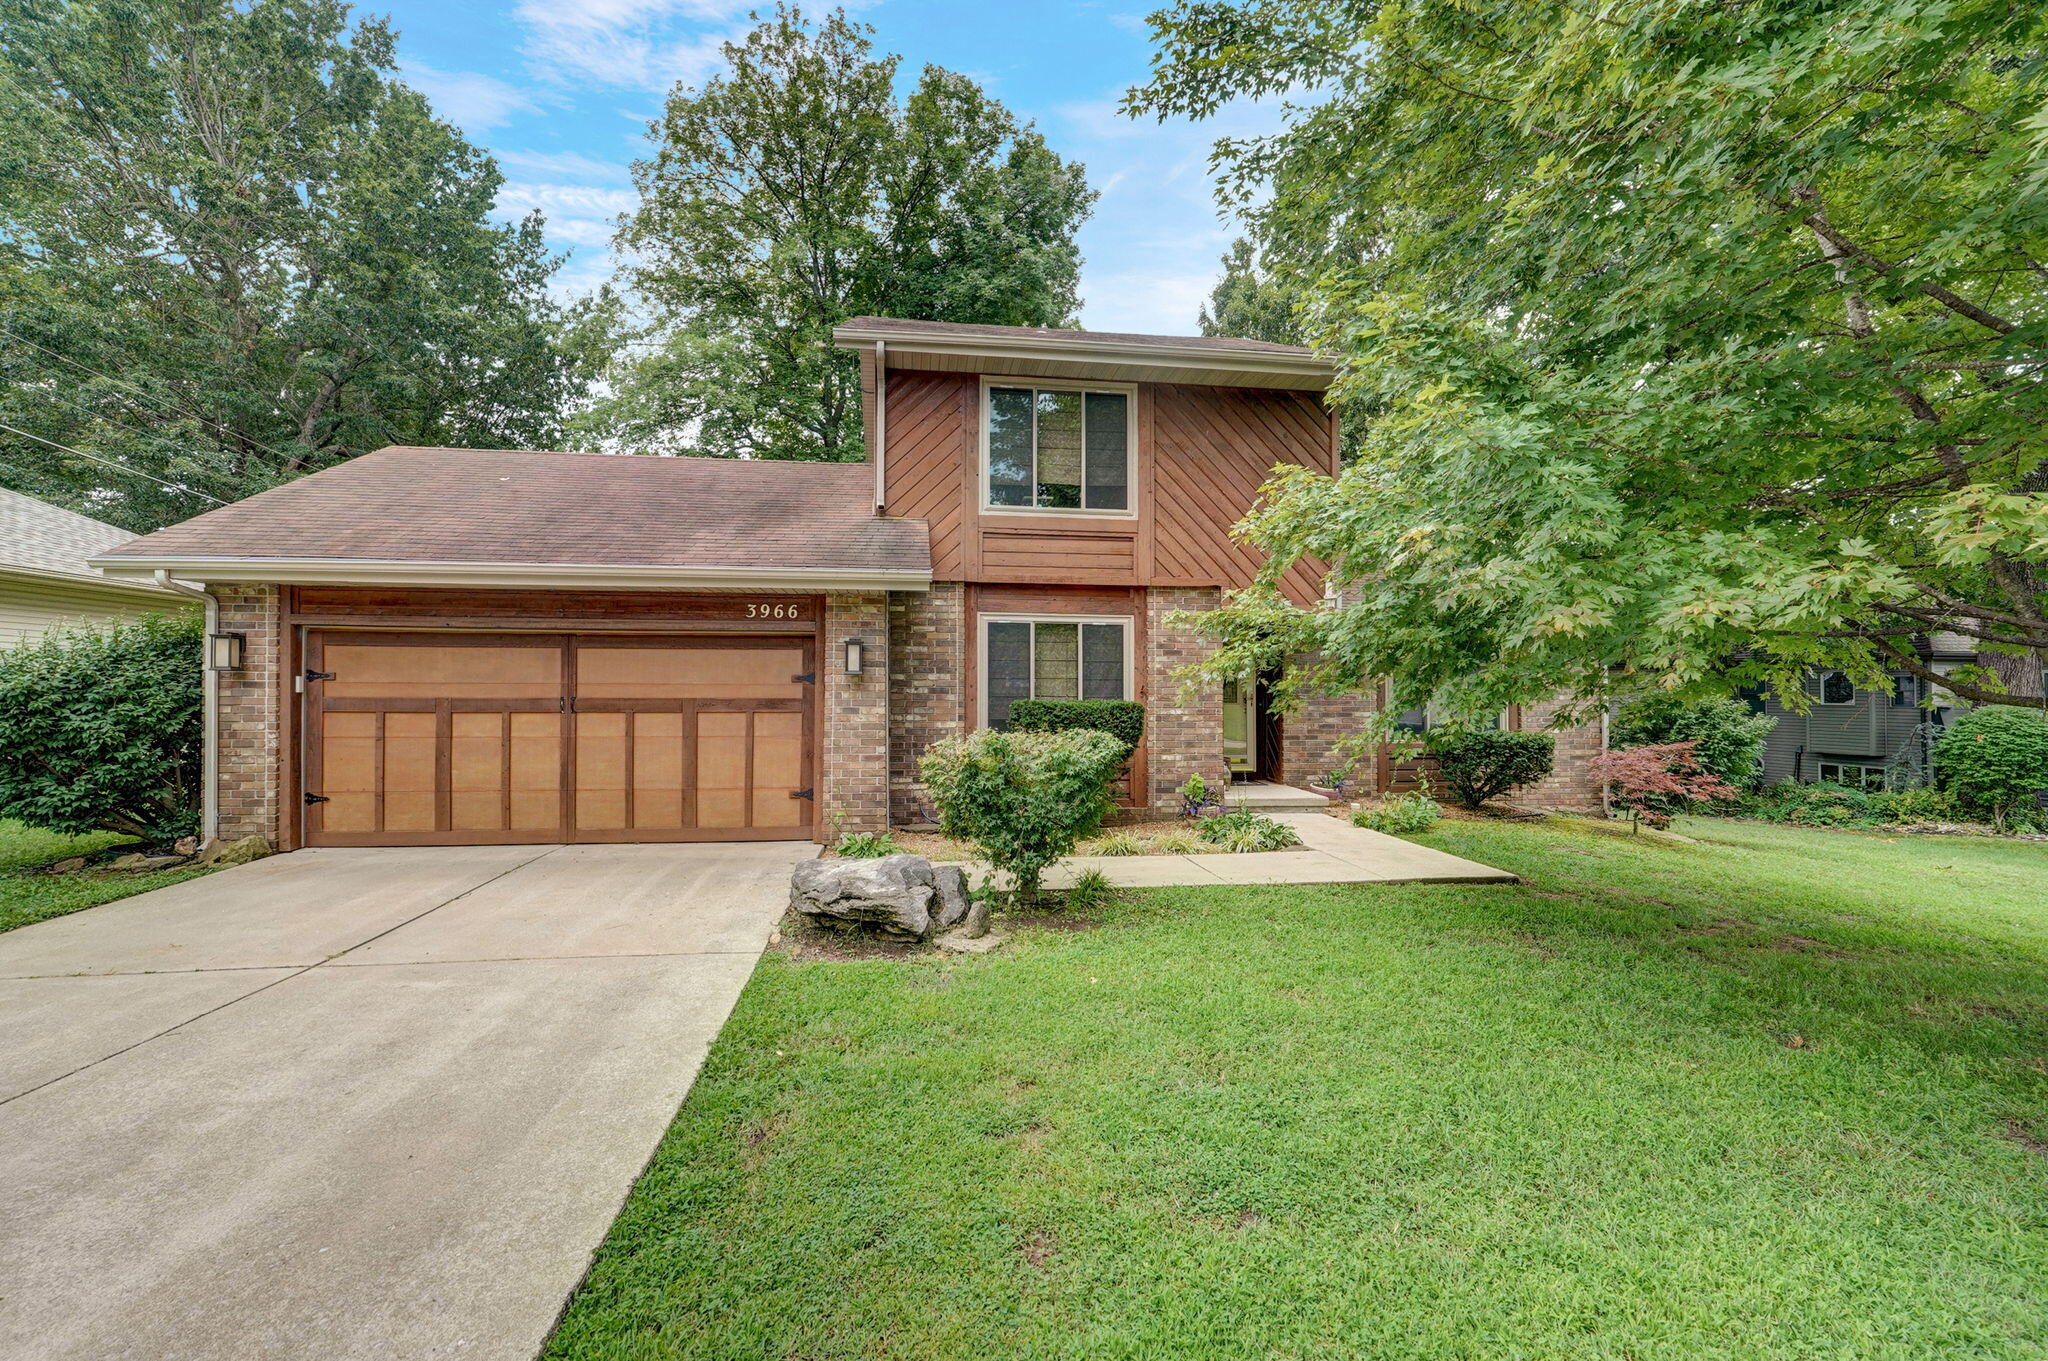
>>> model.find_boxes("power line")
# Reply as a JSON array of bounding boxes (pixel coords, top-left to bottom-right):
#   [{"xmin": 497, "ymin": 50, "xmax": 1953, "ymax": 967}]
[
  {"xmin": 0, "ymin": 323, "xmax": 312, "ymax": 471},
  {"xmin": 0, "ymin": 420, "xmax": 226, "ymax": 504},
  {"xmin": 29, "ymin": 380, "xmax": 265, "ymax": 485}
]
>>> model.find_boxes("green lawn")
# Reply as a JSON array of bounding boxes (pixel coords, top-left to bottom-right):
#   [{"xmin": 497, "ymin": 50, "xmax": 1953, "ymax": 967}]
[
  {"xmin": 549, "ymin": 817, "xmax": 2048, "ymax": 1361},
  {"xmin": 0, "ymin": 819, "xmax": 216, "ymax": 934}
]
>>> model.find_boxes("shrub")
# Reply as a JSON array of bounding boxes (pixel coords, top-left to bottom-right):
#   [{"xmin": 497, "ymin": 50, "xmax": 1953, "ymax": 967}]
[
  {"xmin": 1195, "ymin": 807, "xmax": 1302, "ymax": 852},
  {"xmin": 1611, "ymin": 695, "xmax": 1774, "ymax": 791},
  {"xmin": 920, "ymin": 728, "xmax": 1126, "ymax": 902},
  {"xmin": 0, "ymin": 614, "xmax": 203, "ymax": 843},
  {"xmin": 1740, "ymin": 781, "xmax": 1877, "ymax": 827},
  {"xmin": 1353, "ymin": 792, "xmax": 1441, "ymax": 835},
  {"xmin": 1152, "ymin": 831, "xmax": 1203, "ymax": 854},
  {"xmin": 833, "ymin": 831, "xmax": 901, "ymax": 857},
  {"xmin": 1937, "ymin": 706, "xmax": 2048, "ymax": 831},
  {"xmin": 1177, "ymin": 773, "xmax": 1223, "ymax": 818},
  {"xmin": 1088, "ymin": 831, "xmax": 1143, "ymax": 856},
  {"xmin": 1065, "ymin": 868, "xmax": 1114, "ymax": 911},
  {"xmin": 1586, "ymin": 740, "xmax": 1739, "ymax": 830},
  {"xmin": 1867, "ymin": 785, "xmax": 1959, "ymax": 825},
  {"xmin": 1007, "ymin": 698, "xmax": 1145, "ymax": 759},
  {"xmin": 1423, "ymin": 728, "xmax": 1555, "ymax": 809}
]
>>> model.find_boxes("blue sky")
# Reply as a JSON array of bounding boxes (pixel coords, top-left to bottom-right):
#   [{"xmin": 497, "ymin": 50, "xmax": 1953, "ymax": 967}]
[{"xmin": 385, "ymin": 0, "xmax": 1288, "ymax": 334}]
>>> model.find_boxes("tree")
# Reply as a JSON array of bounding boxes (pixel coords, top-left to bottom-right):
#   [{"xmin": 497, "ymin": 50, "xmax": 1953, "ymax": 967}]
[
  {"xmin": 1611, "ymin": 696, "xmax": 1775, "ymax": 792},
  {"xmin": 1587, "ymin": 742, "xmax": 1740, "ymax": 832},
  {"xmin": 1129, "ymin": 0, "xmax": 2048, "ymax": 723},
  {"xmin": 0, "ymin": 0, "xmax": 582, "ymax": 530},
  {"xmin": 1200, "ymin": 237, "xmax": 1305, "ymax": 345},
  {"xmin": 593, "ymin": 7, "xmax": 1095, "ymax": 462},
  {"xmin": 1935, "ymin": 706, "xmax": 2048, "ymax": 830},
  {"xmin": 0, "ymin": 614, "xmax": 203, "ymax": 843}
]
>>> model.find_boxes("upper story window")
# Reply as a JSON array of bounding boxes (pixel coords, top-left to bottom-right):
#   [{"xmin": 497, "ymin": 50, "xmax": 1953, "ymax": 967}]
[
  {"xmin": 985, "ymin": 383, "xmax": 1131, "ymax": 513},
  {"xmin": 1818, "ymin": 671, "xmax": 1855, "ymax": 705}
]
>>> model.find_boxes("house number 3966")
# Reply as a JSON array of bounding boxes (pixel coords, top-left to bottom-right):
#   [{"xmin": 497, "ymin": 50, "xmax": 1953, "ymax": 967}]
[{"xmin": 746, "ymin": 602, "xmax": 800, "ymax": 618}]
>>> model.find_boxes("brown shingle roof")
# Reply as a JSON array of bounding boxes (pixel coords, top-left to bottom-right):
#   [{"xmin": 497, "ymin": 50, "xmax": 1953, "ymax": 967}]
[
  {"xmin": 99, "ymin": 447, "xmax": 930, "ymax": 576},
  {"xmin": 837, "ymin": 315, "xmax": 1315, "ymax": 356}
]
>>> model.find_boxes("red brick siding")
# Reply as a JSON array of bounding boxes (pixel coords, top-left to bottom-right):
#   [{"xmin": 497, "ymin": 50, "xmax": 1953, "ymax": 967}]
[
  {"xmin": 821, "ymin": 591, "xmax": 890, "ymax": 838},
  {"xmin": 1514, "ymin": 697, "xmax": 1607, "ymax": 811},
  {"xmin": 887, "ymin": 583, "xmax": 967, "ymax": 824},
  {"xmin": 214, "ymin": 583, "xmax": 281, "ymax": 845},
  {"xmin": 1283, "ymin": 683, "xmax": 1380, "ymax": 795},
  {"xmin": 1145, "ymin": 587, "xmax": 1229, "ymax": 810}
]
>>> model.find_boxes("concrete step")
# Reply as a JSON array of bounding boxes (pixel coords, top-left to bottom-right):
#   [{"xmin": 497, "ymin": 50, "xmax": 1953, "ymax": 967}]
[{"xmin": 1222, "ymin": 782, "xmax": 1334, "ymax": 812}]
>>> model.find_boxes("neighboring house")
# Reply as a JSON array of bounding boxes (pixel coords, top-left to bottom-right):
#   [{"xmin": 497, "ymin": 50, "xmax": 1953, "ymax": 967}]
[
  {"xmin": 1755, "ymin": 633, "xmax": 1978, "ymax": 789},
  {"xmin": 0, "ymin": 487, "xmax": 193, "ymax": 649},
  {"xmin": 91, "ymin": 318, "xmax": 1606, "ymax": 850}
]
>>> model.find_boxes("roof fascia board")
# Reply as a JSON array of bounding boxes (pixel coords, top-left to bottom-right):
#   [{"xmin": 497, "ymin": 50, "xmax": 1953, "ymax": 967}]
[
  {"xmin": 89, "ymin": 556, "xmax": 932, "ymax": 594},
  {"xmin": 1, "ymin": 560, "xmax": 182, "ymax": 596},
  {"xmin": 830, "ymin": 325, "xmax": 1332, "ymax": 382}
]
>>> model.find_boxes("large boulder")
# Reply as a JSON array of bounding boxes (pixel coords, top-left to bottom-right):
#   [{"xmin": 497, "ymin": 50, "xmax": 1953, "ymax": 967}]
[
  {"xmin": 791, "ymin": 854, "xmax": 944, "ymax": 939},
  {"xmin": 931, "ymin": 864, "xmax": 971, "ymax": 931}
]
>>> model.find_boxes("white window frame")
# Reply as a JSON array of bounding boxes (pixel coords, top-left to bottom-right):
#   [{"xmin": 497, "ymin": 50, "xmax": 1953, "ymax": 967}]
[
  {"xmin": 979, "ymin": 377, "xmax": 1140, "ymax": 519},
  {"xmin": 1815, "ymin": 761, "xmax": 1885, "ymax": 790},
  {"xmin": 1816, "ymin": 670, "xmax": 1857, "ymax": 706},
  {"xmin": 977, "ymin": 613, "xmax": 1135, "ymax": 729}
]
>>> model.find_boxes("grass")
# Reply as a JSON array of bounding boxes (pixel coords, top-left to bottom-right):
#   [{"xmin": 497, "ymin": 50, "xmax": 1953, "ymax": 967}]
[
  {"xmin": 547, "ymin": 816, "xmax": 2048, "ymax": 1361},
  {"xmin": 0, "ymin": 819, "xmax": 216, "ymax": 935}
]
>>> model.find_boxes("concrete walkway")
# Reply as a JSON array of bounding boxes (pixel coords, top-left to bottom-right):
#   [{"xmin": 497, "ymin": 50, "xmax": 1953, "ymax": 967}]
[
  {"xmin": 0, "ymin": 840, "xmax": 814, "ymax": 1361},
  {"xmin": 948, "ymin": 811, "xmax": 1515, "ymax": 889}
]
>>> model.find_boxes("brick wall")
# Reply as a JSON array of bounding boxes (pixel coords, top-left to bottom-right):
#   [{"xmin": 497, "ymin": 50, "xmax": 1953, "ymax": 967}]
[
  {"xmin": 886, "ymin": 583, "xmax": 966, "ymax": 824},
  {"xmin": 1514, "ymin": 697, "xmax": 1607, "ymax": 811},
  {"xmin": 821, "ymin": 591, "xmax": 890, "ymax": 838},
  {"xmin": 214, "ymin": 583, "xmax": 282, "ymax": 845},
  {"xmin": 1145, "ymin": 587, "xmax": 1229, "ymax": 810},
  {"xmin": 1282, "ymin": 682, "xmax": 1380, "ymax": 795}
]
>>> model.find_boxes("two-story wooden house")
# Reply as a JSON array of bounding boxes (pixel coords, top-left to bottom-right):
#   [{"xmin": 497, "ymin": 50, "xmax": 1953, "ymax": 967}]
[{"xmin": 92, "ymin": 319, "xmax": 1600, "ymax": 851}]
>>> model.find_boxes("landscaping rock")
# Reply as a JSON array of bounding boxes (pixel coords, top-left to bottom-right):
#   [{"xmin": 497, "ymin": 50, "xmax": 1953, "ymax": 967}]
[
  {"xmin": 107, "ymin": 852, "xmax": 188, "ymax": 871},
  {"xmin": 935, "ymin": 928, "xmax": 1006, "ymax": 954},
  {"xmin": 790, "ymin": 854, "xmax": 940, "ymax": 939},
  {"xmin": 196, "ymin": 835, "xmax": 272, "ymax": 867},
  {"xmin": 44, "ymin": 857, "xmax": 87, "ymax": 875},
  {"xmin": 932, "ymin": 864, "xmax": 971, "ymax": 931},
  {"xmin": 173, "ymin": 836, "xmax": 199, "ymax": 856}
]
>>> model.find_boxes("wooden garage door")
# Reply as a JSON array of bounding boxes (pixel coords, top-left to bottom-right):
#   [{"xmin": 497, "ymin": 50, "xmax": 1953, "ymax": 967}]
[{"xmin": 303, "ymin": 632, "xmax": 814, "ymax": 846}]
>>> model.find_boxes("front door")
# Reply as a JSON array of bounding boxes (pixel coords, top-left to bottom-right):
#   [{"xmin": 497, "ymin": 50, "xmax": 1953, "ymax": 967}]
[{"xmin": 303, "ymin": 631, "xmax": 815, "ymax": 846}]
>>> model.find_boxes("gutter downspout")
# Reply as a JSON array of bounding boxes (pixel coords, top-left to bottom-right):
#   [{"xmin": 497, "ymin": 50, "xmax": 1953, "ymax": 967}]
[
  {"xmin": 873, "ymin": 339, "xmax": 887, "ymax": 512},
  {"xmin": 153, "ymin": 570, "xmax": 219, "ymax": 845}
]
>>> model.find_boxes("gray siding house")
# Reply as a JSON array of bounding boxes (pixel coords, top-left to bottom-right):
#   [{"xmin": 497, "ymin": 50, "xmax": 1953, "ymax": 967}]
[
  {"xmin": 0, "ymin": 488, "xmax": 194, "ymax": 649},
  {"xmin": 1754, "ymin": 633, "xmax": 1978, "ymax": 788}
]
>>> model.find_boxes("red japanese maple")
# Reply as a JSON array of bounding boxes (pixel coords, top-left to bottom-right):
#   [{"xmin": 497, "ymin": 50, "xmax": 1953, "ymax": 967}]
[{"xmin": 1587, "ymin": 740, "xmax": 1741, "ymax": 830}]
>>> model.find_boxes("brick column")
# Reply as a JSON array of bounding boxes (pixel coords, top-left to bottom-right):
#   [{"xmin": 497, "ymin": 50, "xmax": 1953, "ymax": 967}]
[
  {"xmin": 1283, "ymin": 684, "xmax": 1380, "ymax": 793},
  {"xmin": 1145, "ymin": 587, "xmax": 1229, "ymax": 812},
  {"xmin": 886, "ymin": 583, "xmax": 966, "ymax": 825},
  {"xmin": 821, "ymin": 591, "xmax": 890, "ymax": 839},
  {"xmin": 214, "ymin": 583, "xmax": 282, "ymax": 845},
  {"xmin": 1514, "ymin": 696, "xmax": 1607, "ymax": 811}
]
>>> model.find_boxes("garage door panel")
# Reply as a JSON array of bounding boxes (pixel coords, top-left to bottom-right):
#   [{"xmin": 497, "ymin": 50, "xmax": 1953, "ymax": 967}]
[{"xmin": 307, "ymin": 632, "xmax": 812, "ymax": 845}]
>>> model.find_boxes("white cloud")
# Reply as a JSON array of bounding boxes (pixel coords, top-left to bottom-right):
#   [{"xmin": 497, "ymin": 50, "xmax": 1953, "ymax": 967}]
[
  {"xmin": 514, "ymin": 0, "xmax": 743, "ymax": 92},
  {"xmin": 1079, "ymin": 269, "xmax": 1220, "ymax": 337},
  {"xmin": 401, "ymin": 61, "xmax": 540, "ymax": 132},
  {"xmin": 492, "ymin": 149, "xmax": 635, "ymax": 182},
  {"xmin": 497, "ymin": 183, "xmax": 640, "ymax": 219}
]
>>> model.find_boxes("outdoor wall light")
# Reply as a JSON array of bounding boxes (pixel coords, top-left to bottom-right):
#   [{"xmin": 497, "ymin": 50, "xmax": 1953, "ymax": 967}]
[
  {"xmin": 206, "ymin": 632, "xmax": 247, "ymax": 672},
  {"xmin": 844, "ymin": 636, "xmax": 865, "ymax": 676}
]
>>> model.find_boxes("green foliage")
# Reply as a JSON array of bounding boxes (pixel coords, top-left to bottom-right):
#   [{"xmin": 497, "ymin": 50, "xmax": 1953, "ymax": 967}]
[
  {"xmin": 920, "ymin": 728, "xmax": 1126, "ymax": 900},
  {"xmin": 1195, "ymin": 807, "xmax": 1302, "ymax": 852},
  {"xmin": 1008, "ymin": 699, "xmax": 1145, "ymax": 760},
  {"xmin": 1201, "ymin": 237, "xmax": 1305, "ymax": 346},
  {"xmin": 589, "ymin": 7, "xmax": 1094, "ymax": 461},
  {"xmin": 1064, "ymin": 868, "xmax": 1114, "ymax": 912},
  {"xmin": 0, "ymin": 615, "xmax": 203, "ymax": 841},
  {"xmin": 1151, "ymin": 830, "xmax": 1203, "ymax": 855},
  {"xmin": 1612, "ymin": 696, "xmax": 1774, "ymax": 792},
  {"xmin": 1740, "ymin": 782, "xmax": 1877, "ymax": 828},
  {"xmin": 1353, "ymin": 793, "xmax": 1441, "ymax": 836},
  {"xmin": 0, "ymin": 0, "xmax": 580, "ymax": 529},
  {"xmin": 1129, "ymin": 0, "xmax": 2048, "ymax": 724},
  {"xmin": 1088, "ymin": 831, "xmax": 1143, "ymax": 857},
  {"xmin": 1423, "ymin": 729, "xmax": 1555, "ymax": 810},
  {"xmin": 833, "ymin": 831, "xmax": 901, "ymax": 858},
  {"xmin": 1871, "ymin": 785, "xmax": 1961, "ymax": 826},
  {"xmin": 1937, "ymin": 707, "xmax": 2048, "ymax": 829}
]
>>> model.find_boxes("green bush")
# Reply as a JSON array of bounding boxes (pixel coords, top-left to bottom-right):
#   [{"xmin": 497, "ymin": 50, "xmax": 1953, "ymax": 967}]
[
  {"xmin": 1937, "ymin": 706, "xmax": 2048, "ymax": 830},
  {"xmin": 0, "ymin": 614, "xmax": 202, "ymax": 843},
  {"xmin": 1007, "ymin": 698, "xmax": 1145, "ymax": 759},
  {"xmin": 1195, "ymin": 807, "xmax": 1303, "ymax": 852},
  {"xmin": 1088, "ymin": 831, "xmax": 1143, "ymax": 856},
  {"xmin": 1353, "ymin": 792, "xmax": 1441, "ymax": 835},
  {"xmin": 1065, "ymin": 868, "xmax": 1114, "ymax": 911},
  {"xmin": 1422, "ymin": 728, "xmax": 1555, "ymax": 809},
  {"xmin": 1611, "ymin": 695, "xmax": 1773, "ymax": 791},
  {"xmin": 920, "ymin": 728, "xmax": 1126, "ymax": 900},
  {"xmin": 833, "ymin": 831, "xmax": 901, "ymax": 857},
  {"xmin": 1740, "ymin": 781, "xmax": 1877, "ymax": 827},
  {"xmin": 1867, "ymin": 785, "xmax": 1959, "ymax": 825}
]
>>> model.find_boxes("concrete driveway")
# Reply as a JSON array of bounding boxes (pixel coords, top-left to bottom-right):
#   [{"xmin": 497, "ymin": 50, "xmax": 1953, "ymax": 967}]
[{"xmin": 0, "ymin": 839, "xmax": 814, "ymax": 1361}]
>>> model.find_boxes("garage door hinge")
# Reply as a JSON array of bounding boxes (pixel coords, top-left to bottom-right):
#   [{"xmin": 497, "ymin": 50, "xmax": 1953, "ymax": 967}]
[
  {"xmin": 304, "ymin": 792, "xmax": 329, "ymax": 806},
  {"xmin": 304, "ymin": 669, "xmax": 335, "ymax": 682},
  {"xmin": 793, "ymin": 671, "xmax": 816, "ymax": 685},
  {"xmin": 792, "ymin": 788, "xmax": 814, "ymax": 800}
]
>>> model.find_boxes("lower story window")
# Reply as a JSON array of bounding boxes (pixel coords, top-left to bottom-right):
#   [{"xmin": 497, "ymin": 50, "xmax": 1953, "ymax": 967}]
[
  {"xmin": 983, "ymin": 616, "xmax": 1130, "ymax": 728},
  {"xmin": 1815, "ymin": 761, "xmax": 1886, "ymax": 790}
]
